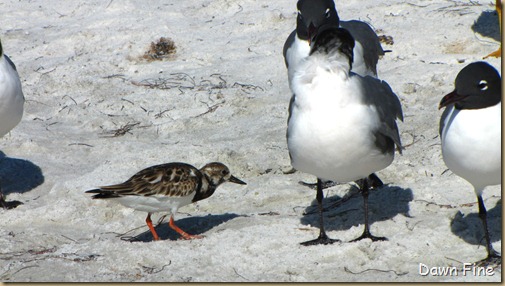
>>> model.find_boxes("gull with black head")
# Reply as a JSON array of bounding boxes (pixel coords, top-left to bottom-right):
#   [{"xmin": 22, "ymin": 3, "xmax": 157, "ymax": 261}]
[
  {"xmin": 283, "ymin": 0, "xmax": 387, "ymax": 188},
  {"xmin": 439, "ymin": 61, "xmax": 501, "ymax": 266},
  {"xmin": 287, "ymin": 25, "xmax": 403, "ymax": 245},
  {"xmin": 86, "ymin": 162, "xmax": 246, "ymax": 241},
  {"xmin": 283, "ymin": 0, "xmax": 386, "ymax": 89}
]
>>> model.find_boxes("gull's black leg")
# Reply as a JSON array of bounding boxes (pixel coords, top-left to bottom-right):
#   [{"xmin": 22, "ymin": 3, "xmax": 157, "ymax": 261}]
[
  {"xmin": 350, "ymin": 175, "xmax": 387, "ymax": 242},
  {"xmin": 301, "ymin": 178, "xmax": 340, "ymax": 246},
  {"xmin": 475, "ymin": 194, "xmax": 501, "ymax": 266}
]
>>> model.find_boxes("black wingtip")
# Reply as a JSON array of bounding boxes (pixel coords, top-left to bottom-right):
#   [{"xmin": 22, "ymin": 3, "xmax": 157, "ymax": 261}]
[
  {"xmin": 1, "ymin": 200, "xmax": 23, "ymax": 210},
  {"xmin": 367, "ymin": 173, "xmax": 384, "ymax": 189},
  {"xmin": 0, "ymin": 190, "xmax": 23, "ymax": 209},
  {"xmin": 85, "ymin": 189, "xmax": 119, "ymax": 199}
]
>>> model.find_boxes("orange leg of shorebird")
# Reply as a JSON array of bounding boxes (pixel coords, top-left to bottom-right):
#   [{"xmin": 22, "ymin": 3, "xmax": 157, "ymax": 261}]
[
  {"xmin": 145, "ymin": 213, "xmax": 160, "ymax": 241},
  {"xmin": 169, "ymin": 215, "xmax": 204, "ymax": 240},
  {"xmin": 484, "ymin": 0, "xmax": 502, "ymax": 58}
]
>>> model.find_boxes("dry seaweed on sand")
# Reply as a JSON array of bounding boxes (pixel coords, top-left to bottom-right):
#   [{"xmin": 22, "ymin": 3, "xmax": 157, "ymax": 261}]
[{"xmin": 142, "ymin": 37, "xmax": 176, "ymax": 61}]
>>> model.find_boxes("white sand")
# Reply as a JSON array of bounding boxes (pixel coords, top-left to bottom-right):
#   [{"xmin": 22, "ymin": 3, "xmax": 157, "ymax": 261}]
[{"xmin": 0, "ymin": 0, "xmax": 502, "ymax": 282}]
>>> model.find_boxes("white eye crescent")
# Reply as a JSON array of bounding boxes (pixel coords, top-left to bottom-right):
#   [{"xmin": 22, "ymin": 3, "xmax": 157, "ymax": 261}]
[
  {"xmin": 478, "ymin": 80, "xmax": 488, "ymax": 91},
  {"xmin": 325, "ymin": 8, "xmax": 331, "ymax": 18}
]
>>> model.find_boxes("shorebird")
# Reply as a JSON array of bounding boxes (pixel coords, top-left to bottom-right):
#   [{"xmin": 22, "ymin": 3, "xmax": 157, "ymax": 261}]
[{"xmin": 86, "ymin": 162, "xmax": 246, "ymax": 241}]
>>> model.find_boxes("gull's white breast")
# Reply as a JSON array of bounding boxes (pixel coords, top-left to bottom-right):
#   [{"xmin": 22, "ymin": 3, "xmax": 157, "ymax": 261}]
[
  {"xmin": 441, "ymin": 103, "xmax": 501, "ymax": 192},
  {"xmin": 286, "ymin": 36, "xmax": 311, "ymax": 90},
  {"xmin": 0, "ymin": 55, "xmax": 24, "ymax": 137},
  {"xmin": 288, "ymin": 64, "xmax": 393, "ymax": 182}
]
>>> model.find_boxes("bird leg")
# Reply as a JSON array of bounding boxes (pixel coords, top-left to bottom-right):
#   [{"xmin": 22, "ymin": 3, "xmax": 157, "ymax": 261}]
[
  {"xmin": 300, "ymin": 178, "xmax": 340, "ymax": 246},
  {"xmin": 169, "ymin": 216, "xmax": 203, "ymax": 240},
  {"xmin": 350, "ymin": 176, "xmax": 387, "ymax": 242},
  {"xmin": 145, "ymin": 213, "xmax": 160, "ymax": 241},
  {"xmin": 475, "ymin": 195, "xmax": 501, "ymax": 267}
]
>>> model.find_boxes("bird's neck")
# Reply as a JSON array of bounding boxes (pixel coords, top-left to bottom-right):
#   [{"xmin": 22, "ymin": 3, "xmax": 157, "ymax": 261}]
[
  {"xmin": 315, "ymin": 50, "xmax": 350, "ymax": 74},
  {"xmin": 191, "ymin": 176, "xmax": 217, "ymax": 203},
  {"xmin": 296, "ymin": 52, "xmax": 351, "ymax": 86}
]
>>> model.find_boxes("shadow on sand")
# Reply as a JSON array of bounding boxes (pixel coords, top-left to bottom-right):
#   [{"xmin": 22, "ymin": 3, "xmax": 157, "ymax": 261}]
[
  {"xmin": 471, "ymin": 10, "xmax": 500, "ymax": 42},
  {"xmin": 299, "ymin": 183, "xmax": 414, "ymax": 239},
  {"xmin": 0, "ymin": 151, "xmax": 44, "ymax": 197},
  {"xmin": 123, "ymin": 212, "xmax": 242, "ymax": 242},
  {"xmin": 450, "ymin": 199, "xmax": 502, "ymax": 247}
]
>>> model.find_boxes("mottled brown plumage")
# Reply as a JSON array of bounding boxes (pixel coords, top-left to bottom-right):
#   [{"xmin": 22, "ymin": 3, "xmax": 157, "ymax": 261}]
[
  {"xmin": 93, "ymin": 163, "xmax": 204, "ymax": 198},
  {"xmin": 86, "ymin": 162, "xmax": 246, "ymax": 241}
]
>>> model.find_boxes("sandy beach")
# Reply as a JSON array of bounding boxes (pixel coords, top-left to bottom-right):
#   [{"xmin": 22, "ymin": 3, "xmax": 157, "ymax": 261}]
[{"xmin": 0, "ymin": 0, "xmax": 502, "ymax": 282}]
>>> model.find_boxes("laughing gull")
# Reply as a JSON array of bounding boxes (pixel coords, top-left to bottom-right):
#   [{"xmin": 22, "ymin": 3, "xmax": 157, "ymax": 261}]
[
  {"xmin": 287, "ymin": 26, "xmax": 403, "ymax": 245},
  {"xmin": 0, "ymin": 38, "xmax": 25, "ymax": 209},
  {"xmin": 283, "ymin": 0, "xmax": 387, "ymax": 186},
  {"xmin": 283, "ymin": 0, "xmax": 386, "ymax": 90},
  {"xmin": 439, "ymin": 62, "xmax": 501, "ymax": 265}
]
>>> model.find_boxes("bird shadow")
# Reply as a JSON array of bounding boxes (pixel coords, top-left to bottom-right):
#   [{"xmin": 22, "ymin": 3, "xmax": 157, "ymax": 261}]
[
  {"xmin": 123, "ymin": 212, "xmax": 242, "ymax": 242},
  {"xmin": 450, "ymin": 199, "xmax": 501, "ymax": 246},
  {"xmin": 0, "ymin": 151, "xmax": 44, "ymax": 196},
  {"xmin": 471, "ymin": 10, "xmax": 501, "ymax": 42},
  {"xmin": 300, "ymin": 183, "xmax": 414, "ymax": 237}
]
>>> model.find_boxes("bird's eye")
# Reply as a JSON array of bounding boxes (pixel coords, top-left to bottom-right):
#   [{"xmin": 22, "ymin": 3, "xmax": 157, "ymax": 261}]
[
  {"xmin": 297, "ymin": 11, "xmax": 302, "ymax": 19},
  {"xmin": 325, "ymin": 8, "xmax": 331, "ymax": 18},
  {"xmin": 478, "ymin": 80, "xmax": 488, "ymax": 91},
  {"xmin": 221, "ymin": 170, "xmax": 229, "ymax": 176}
]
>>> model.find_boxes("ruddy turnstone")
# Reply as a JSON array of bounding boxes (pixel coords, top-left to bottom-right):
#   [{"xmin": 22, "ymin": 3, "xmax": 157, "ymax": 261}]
[
  {"xmin": 0, "ymin": 38, "xmax": 25, "ymax": 210},
  {"xmin": 283, "ymin": 0, "xmax": 386, "ymax": 89},
  {"xmin": 439, "ymin": 62, "xmax": 501, "ymax": 265},
  {"xmin": 86, "ymin": 162, "xmax": 246, "ymax": 241},
  {"xmin": 287, "ymin": 26, "xmax": 403, "ymax": 245}
]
